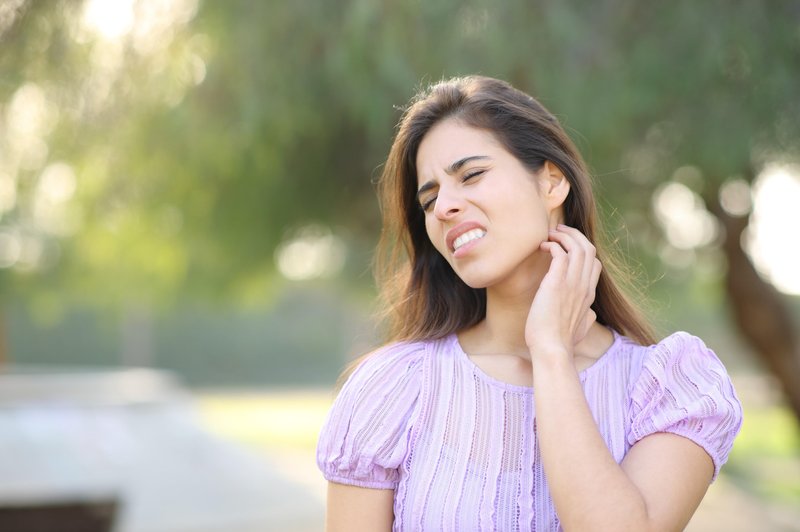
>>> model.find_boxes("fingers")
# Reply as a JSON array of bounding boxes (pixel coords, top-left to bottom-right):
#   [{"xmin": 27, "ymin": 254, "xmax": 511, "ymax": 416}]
[
  {"xmin": 548, "ymin": 225, "xmax": 595, "ymax": 269},
  {"xmin": 530, "ymin": 226, "xmax": 601, "ymax": 353},
  {"xmin": 539, "ymin": 241, "xmax": 568, "ymax": 281},
  {"xmin": 547, "ymin": 227, "xmax": 586, "ymax": 283},
  {"xmin": 546, "ymin": 224, "xmax": 599, "ymax": 303}
]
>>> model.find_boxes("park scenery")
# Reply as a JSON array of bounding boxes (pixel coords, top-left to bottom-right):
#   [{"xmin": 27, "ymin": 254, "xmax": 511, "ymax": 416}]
[{"xmin": 0, "ymin": 1, "xmax": 799, "ymax": 531}]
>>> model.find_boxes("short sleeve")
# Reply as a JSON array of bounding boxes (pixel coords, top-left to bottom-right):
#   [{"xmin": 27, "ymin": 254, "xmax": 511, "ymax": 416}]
[
  {"xmin": 316, "ymin": 342, "xmax": 425, "ymax": 489},
  {"xmin": 628, "ymin": 332, "xmax": 743, "ymax": 482}
]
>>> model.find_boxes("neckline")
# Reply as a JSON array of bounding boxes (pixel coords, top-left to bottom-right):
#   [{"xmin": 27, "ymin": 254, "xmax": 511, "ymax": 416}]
[{"xmin": 450, "ymin": 329, "xmax": 621, "ymax": 394}]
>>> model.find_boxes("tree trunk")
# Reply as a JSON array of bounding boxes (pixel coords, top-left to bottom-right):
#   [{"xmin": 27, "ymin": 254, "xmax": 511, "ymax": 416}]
[{"xmin": 706, "ymin": 193, "xmax": 800, "ymax": 422}]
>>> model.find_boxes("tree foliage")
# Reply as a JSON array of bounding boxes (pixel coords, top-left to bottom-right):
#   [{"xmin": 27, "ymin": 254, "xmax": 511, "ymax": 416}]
[{"xmin": 0, "ymin": 0, "xmax": 798, "ymax": 312}]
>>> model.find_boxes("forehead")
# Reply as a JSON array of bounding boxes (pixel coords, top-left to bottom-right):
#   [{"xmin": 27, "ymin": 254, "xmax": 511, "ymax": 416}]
[{"xmin": 416, "ymin": 119, "xmax": 502, "ymax": 182}]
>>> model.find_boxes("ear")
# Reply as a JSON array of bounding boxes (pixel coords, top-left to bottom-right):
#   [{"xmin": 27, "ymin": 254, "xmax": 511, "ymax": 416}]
[{"xmin": 538, "ymin": 161, "xmax": 570, "ymax": 218}]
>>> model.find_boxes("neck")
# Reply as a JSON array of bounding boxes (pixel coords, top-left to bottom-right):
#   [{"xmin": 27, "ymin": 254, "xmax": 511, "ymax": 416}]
[
  {"xmin": 459, "ymin": 252, "xmax": 613, "ymax": 360},
  {"xmin": 469, "ymin": 254, "xmax": 550, "ymax": 357}
]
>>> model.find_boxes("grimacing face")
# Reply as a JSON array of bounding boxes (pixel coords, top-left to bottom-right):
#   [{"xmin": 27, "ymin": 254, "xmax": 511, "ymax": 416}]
[{"xmin": 415, "ymin": 118, "xmax": 567, "ymax": 290}]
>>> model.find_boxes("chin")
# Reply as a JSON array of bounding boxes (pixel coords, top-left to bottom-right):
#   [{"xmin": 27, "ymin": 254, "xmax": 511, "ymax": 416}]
[
  {"xmin": 451, "ymin": 268, "xmax": 501, "ymax": 290},
  {"xmin": 460, "ymin": 278, "xmax": 490, "ymax": 290},
  {"xmin": 454, "ymin": 256, "xmax": 543, "ymax": 291}
]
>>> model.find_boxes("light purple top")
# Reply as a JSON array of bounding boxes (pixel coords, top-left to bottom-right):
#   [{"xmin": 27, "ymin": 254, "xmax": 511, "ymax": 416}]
[{"xmin": 317, "ymin": 331, "xmax": 743, "ymax": 531}]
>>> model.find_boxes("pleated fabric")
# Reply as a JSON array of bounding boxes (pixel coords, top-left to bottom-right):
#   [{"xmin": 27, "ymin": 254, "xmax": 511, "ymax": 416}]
[{"xmin": 317, "ymin": 330, "xmax": 743, "ymax": 531}]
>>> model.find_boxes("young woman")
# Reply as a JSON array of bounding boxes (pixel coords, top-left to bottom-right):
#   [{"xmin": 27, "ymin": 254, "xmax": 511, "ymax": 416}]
[{"xmin": 317, "ymin": 76, "xmax": 742, "ymax": 531}]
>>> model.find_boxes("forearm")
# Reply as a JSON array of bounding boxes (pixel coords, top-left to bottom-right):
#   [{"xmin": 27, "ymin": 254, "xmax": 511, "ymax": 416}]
[{"xmin": 532, "ymin": 352, "xmax": 651, "ymax": 532}]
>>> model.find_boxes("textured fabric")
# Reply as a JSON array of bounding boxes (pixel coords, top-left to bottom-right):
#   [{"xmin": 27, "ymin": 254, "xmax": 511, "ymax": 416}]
[{"xmin": 317, "ymin": 330, "xmax": 743, "ymax": 531}]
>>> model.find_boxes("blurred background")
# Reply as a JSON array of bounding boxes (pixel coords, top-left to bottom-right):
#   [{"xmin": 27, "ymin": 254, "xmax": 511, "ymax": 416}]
[{"xmin": 0, "ymin": 0, "xmax": 799, "ymax": 530}]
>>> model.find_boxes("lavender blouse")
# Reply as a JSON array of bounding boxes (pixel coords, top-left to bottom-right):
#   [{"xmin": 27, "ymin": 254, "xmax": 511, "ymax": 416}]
[{"xmin": 317, "ymin": 331, "xmax": 743, "ymax": 531}]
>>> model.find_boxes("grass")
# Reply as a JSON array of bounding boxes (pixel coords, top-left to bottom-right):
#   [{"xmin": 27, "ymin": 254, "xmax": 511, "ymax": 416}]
[
  {"xmin": 731, "ymin": 405, "xmax": 800, "ymax": 457},
  {"xmin": 195, "ymin": 388, "xmax": 334, "ymax": 451},
  {"xmin": 726, "ymin": 402, "xmax": 800, "ymax": 504}
]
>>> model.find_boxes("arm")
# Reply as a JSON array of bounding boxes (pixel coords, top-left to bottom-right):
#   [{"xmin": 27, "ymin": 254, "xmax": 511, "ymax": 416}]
[
  {"xmin": 528, "ymin": 225, "xmax": 713, "ymax": 531},
  {"xmin": 532, "ymin": 354, "xmax": 712, "ymax": 531},
  {"xmin": 326, "ymin": 482, "xmax": 394, "ymax": 532},
  {"xmin": 317, "ymin": 344, "xmax": 424, "ymax": 531}
]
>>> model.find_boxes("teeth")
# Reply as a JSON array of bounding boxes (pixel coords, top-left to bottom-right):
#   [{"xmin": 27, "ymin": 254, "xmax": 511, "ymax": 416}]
[{"xmin": 453, "ymin": 229, "xmax": 486, "ymax": 251}]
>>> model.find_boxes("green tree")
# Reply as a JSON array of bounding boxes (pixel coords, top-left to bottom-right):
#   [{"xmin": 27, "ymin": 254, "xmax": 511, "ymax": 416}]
[{"xmin": 1, "ymin": 0, "xmax": 798, "ymax": 417}]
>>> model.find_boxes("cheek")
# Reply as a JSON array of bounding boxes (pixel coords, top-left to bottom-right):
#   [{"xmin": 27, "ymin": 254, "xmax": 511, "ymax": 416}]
[{"xmin": 504, "ymin": 204, "xmax": 550, "ymax": 251}]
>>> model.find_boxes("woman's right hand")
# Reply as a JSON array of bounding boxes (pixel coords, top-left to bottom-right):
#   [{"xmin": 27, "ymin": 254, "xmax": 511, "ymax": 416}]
[{"xmin": 524, "ymin": 224, "xmax": 601, "ymax": 364}]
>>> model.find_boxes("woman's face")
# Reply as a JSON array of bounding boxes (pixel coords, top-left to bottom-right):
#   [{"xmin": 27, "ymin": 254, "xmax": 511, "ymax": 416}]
[{"xmin": 415, "ymin": 118, "xmax": 563, "ymax": 289}]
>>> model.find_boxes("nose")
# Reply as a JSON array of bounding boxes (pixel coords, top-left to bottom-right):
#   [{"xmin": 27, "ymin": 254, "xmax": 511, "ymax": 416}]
[{"xmin": 432, "ymin": 185, "xmax": 464, "ymax": 220}]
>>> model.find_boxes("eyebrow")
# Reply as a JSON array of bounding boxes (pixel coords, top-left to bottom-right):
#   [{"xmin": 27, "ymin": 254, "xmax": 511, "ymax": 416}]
[{"xmin": 416, "ymin": 155, "xmax": 491, "ymax": 201}]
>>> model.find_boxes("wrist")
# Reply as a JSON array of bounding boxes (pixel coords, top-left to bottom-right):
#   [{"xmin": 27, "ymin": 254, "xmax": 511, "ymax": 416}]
[{"xmin": 529, "ymin": 345, "xmax": 576, "ymax": 372}]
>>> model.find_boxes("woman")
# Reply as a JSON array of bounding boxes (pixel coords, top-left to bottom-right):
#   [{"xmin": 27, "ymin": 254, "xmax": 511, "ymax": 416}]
[{"xmin": 317, "ymin": 76, "xmax": 742, "ymax": 531}]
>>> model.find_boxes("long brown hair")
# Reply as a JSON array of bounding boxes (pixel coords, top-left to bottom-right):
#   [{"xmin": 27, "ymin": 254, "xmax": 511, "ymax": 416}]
[{"xmin": 371, "ymin": 75, "xmax": 655, "ymax": 350}]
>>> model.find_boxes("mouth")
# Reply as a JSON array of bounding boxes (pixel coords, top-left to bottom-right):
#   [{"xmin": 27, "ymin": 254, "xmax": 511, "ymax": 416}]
[
  {"xmin": 446, "ymin": 222, "xmax": 487, "ymax": 253},
  {"xmin": 453, "ymin": 229, "xmax": 486, "ymax": 252}
]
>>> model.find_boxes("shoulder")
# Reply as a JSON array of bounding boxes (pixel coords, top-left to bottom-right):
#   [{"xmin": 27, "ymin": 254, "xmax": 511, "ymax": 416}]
[
  {"xmin": 317, "ymin": 339, "xmax": 431, "ymax": 489},
  {"xmin": 633, "ymin": 331, "xmax": 732, "ymax": 384},
  {"xmin": 627, "ymin": 331, "xmax": 744, "ymax": 481},
  {"xmin": 648, "ymin": 330, "xmax": 717, "ymax": 360},
  {"xmin": 341, "ymin": 338, "xmax": 431, "ymax": 393},
  {"xmin": 627, "ymin": 330, "xmax": 740, "ymax": 410},
  {"xmin": 325, "ymin": 338, "xmax": 432, "ymax": 432},
  {"xmin": 609, "ymin": 331, "xmax": 726, "ymax": 381}
]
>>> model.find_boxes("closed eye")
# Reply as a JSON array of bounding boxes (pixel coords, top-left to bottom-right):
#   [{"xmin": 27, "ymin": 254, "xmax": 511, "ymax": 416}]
[
  {"xmin": 420, "ymin": 196, "xmax": 437, "ymax": 212},
  {"xmin": 462, "ymin": 169, "xmax": 486, "ymax": 181},
  {"xmin": 420, "ymin": 170, "xmax": 485, "ymax": 212}
]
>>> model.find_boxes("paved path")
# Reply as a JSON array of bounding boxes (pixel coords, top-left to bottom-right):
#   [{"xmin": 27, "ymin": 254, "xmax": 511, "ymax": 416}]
[{"xmin": 0, "ymin": 368, "xmax": 324, "ymax": 532}]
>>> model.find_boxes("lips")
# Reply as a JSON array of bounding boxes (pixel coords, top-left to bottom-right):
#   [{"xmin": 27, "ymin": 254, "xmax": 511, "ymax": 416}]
[{"xmin": 446, "ymin": 222, "xmax": 487, "ymax": 253}]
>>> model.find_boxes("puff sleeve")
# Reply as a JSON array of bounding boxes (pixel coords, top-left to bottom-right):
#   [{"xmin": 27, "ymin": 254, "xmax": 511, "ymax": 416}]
[
  {"xmin": 628, "ymin": 332, "xmax": 743, "ymax": 482},
  {"xmin": 316, "ymin": 342, "xmax": 425, "ymax": 489}
]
